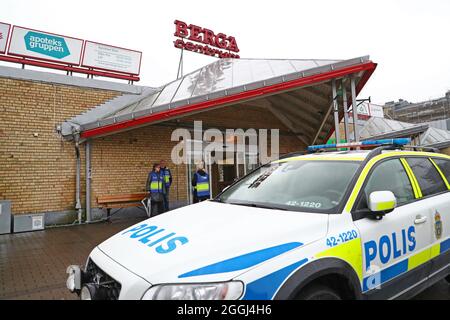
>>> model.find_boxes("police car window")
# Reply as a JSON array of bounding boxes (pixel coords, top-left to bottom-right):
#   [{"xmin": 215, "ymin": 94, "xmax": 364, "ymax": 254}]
[
  {"xmin": 406, "ymin": 157, "xmax": 447, "ymax": 197},
  {"xmin": 432, "ymin": 158, "xmax": 450, "ymax": 183},
  {"xmin": 357, "ymin": 159, "xmax": 414, "ymax": 211},
  {"xmin": 217, "ymin": 160, "xmax": 360, "ymax": 213}
]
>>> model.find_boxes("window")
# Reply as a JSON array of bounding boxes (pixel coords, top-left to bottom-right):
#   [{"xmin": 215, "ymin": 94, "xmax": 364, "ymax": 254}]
[
  {"xmin": 356, "ymin": 159, "xmax": 414, "ymax": 210},
  {"xmin": 432, "ymin": 158, "xmax": 450, "ymax": 183},
  {"xmin": 406, "ymin": 157, "xmax": 447, "ymax": 197},
  {"xmin": 217, "ymin": 160, "xmax": 360, "ymax": 213}
]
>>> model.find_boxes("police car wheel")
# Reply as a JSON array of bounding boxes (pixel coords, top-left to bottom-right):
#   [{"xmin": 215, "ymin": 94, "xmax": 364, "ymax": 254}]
[{"xmin": 296, "ymin": 284, "xmax": 342, "ymax": 300}]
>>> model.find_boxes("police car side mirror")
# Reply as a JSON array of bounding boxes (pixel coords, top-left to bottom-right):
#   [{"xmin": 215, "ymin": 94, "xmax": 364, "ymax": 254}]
[{"xmin": 368, "ymin": 191, "xmax": 397, "ymax": 218}]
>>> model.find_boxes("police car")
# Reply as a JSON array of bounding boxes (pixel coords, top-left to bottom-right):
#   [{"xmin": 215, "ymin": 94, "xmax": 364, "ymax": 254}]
[{"xmin": 66, "ymin": 139, "xmax": 450, "ymax": 300}]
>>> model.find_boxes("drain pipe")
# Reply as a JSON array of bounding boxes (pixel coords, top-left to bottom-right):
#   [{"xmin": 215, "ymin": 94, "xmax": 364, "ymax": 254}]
[
  {"xmin": 85, "ymin": 140, "xmax": 92, "ymax": 223},
  {"xmin": 74, "ymin": 134, "xmax": 82, "ymax": 224}
]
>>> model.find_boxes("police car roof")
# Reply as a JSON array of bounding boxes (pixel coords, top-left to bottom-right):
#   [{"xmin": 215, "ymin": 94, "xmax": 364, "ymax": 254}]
[
  {"xmin": 281, "ymin": 151, "xmax": 369, "ymax": 162},
  {"xmin": 278, "ymin": 149, "xmax": 448, "ymax": 163}
]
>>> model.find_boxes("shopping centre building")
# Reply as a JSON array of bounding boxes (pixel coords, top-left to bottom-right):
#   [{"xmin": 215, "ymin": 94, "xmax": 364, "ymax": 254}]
[
  {"xmin": 0, "ymin": 21, "xmax": 379, "ymax": 231},
  {"xmin": 0, "ymin": 56, "xmax": 377, "ymax": 230}
]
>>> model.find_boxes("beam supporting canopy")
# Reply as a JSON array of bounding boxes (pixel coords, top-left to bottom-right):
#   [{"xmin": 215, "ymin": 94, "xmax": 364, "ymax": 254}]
[
  {"xmin": 351, "ymin": 76, "xmax": 360, "ymax": 143},
  {"xmin": 331, "ymin": 79, "xmax": 340, "ymax": 142},
  {"xmin": 342, "ymin": 78, "xmax": 350, "ymax": 142}
]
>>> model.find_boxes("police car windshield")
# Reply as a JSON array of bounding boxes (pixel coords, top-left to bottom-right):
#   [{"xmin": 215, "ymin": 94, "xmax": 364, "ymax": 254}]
[{"xmin": 217, "ymin": 160, "xmax": 360, "ymax": 213}]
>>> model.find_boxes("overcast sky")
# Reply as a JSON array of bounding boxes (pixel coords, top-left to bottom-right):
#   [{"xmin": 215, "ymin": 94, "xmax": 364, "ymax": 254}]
[{"xmin": 2, "ymin": 0, "xmax": 450, "ymax": 104}]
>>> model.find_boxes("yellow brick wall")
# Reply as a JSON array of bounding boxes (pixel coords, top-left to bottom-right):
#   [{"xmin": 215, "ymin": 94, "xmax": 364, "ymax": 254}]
[
  {"xmin": 0, "ymin": 77, "xmax": 121, "ymax": 215},
  {"xmin": 90, "ymin": 125, "xmax": 188, "ymax": 206}
]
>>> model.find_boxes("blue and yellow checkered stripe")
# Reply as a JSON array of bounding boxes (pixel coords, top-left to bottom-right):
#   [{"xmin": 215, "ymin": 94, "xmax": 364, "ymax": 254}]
[{"xmin": 362, "ymin": 237, "xmax": 450, "ymax": 292}]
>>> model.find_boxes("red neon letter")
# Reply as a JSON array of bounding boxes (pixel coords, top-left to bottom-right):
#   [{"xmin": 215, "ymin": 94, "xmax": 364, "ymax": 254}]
[
  {"xmin": 184, "ymin": 41, "xmax": 195, "ymax": 51},
  {"xmin": 227, "ymin": 36, "xmax": 239, "ymax": 53},
  {"xmin": 188, "ymin": 24, "xmax": 203, "ymax": 42},
  {"xmin": 214, "ymin": 33, "xmax": 228, "ymax": 49},
  {"xmin": 174, "ymin": 20, "xmax": 189, "ymax": 38},
  {"xmin": 173, "ymin": 39, "xmax": 185, "ymax": 49},
  {"xmin": 202, "ymin": 28, "xmax": 215, "ymax": 46}
]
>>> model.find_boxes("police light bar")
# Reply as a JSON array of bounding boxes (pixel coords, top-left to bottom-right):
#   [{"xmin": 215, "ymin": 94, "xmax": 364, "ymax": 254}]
[{"xmin": 307, "ymin": 138, "xmax": 411, "ymax": 152}]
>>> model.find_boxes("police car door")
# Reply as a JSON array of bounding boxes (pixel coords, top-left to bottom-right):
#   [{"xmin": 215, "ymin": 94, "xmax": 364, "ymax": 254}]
[
  {"xmin": 352, "ymin": 157, "xmax": 432, "ymax": 299},
  {"xmin": 406, "ymin": 157, "xmax": 450, "ymax": 279}
]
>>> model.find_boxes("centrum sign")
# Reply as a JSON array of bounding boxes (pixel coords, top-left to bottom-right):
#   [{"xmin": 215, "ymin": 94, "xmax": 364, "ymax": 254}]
[
  {"xmin": 8, "ymin": 26, "xmax": 83, "ymax": 65},
  {"xmin": 174, "ymin": 20, "xmax": 240, "ymax": 59}
]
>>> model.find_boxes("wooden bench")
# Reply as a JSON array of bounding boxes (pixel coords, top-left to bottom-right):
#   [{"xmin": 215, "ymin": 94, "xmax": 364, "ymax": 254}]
[{"xmin": 97, "ymin": 193, "xmax": 149, "ymax": 219}]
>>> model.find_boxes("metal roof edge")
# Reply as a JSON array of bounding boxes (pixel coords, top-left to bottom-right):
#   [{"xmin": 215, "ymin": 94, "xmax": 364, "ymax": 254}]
[
  {"xmin": 422, "ymin": 140, "xmax": 450, "ymax": 149},
  {"xmin": 78, "ymin": 56, "xmax": 372, "ymax": 133},
  {"xmin": 79, "ymin": 59, "xmax": 376, "ymax": 140},
  {"xmin": 361, "ymin": 124, "xmax": 429, "ymax": 141},
  {"xmin": 0, "ymin": 65, "xmax": 151, "ymax": 94}
]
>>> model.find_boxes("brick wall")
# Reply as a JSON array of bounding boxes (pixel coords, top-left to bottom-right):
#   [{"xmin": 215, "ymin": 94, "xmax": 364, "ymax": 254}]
[
  {"xmin": 90, "ymin": 125, "xmax": 188, "ymax": 206},
  {"xmin": 0, "ymin": 77, "xmax": 121, "ymax": 215}
]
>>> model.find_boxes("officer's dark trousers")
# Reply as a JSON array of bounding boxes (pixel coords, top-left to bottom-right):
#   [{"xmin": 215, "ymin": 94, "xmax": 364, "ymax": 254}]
[
  {"xmin": 163, "ymin": 190, "xmax": 169, "ymax": 211},
  {"xmin": 193, "ymin": 195, "xmax": 209, "ymax": 203},
  {"xmin": 151, "ymin": 200, "xmax": 165, "ymax": 217}
]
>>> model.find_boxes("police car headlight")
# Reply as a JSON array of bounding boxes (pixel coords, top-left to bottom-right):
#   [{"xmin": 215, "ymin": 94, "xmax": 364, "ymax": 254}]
[{"xmin": 142, "ymin": 281, "xmax": 244, "ymax": 300}]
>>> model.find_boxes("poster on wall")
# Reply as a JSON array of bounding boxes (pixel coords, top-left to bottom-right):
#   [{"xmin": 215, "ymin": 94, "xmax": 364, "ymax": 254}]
[
  {"xmin": 0, "ymin": 22, "xmax": 11, "ymax": 54},
  {"xmin": 82, "ymin": 41, "xmax": 142, "ymax": 75},
  {"xmin": 7, "ymin": 26, "xmax": 83, "ymax": 65}
]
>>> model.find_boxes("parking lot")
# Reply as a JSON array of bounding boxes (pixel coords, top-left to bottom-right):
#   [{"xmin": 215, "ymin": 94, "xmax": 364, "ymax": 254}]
[{"xmin": 0, "ymin": 210, "xmax": 448, "ymax": 300}]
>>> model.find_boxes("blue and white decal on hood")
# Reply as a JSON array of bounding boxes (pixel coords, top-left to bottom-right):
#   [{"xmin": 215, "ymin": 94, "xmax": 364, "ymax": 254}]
[{"xmin": 179, "ymin": 242, "xmax": 303, "ymax": 278}]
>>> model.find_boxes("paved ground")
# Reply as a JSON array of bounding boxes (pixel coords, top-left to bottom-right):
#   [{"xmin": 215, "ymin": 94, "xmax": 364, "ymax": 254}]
[
  {"xmin": 0, "ymin": 213, "xmax": 143, "ymax": 300},
  {"xmin": 0, "ymin": 211, "xmax": 448, "ymax": 300}
]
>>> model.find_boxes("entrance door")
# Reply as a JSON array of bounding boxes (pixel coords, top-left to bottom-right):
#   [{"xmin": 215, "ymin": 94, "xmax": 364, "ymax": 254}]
[
  {"xmin": 187, "ymin": 147, "xmax": 212, "ymax": 204},
  {"xmin": 187, "ymin": 146, "xmax": 260, "ymax": 203}
]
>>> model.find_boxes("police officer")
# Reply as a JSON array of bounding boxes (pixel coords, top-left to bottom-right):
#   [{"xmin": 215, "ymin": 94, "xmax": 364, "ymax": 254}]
[
  {"xmin": 146, "ymin": 163, "xmax": 166, "ymax": 217},
  {"xmin": 160, "ymin": 160, "xmax": 172, "ymax": 211},
  {"xmin": 192, "ymin": 161, "xmax": 210, "ymax": 203}
]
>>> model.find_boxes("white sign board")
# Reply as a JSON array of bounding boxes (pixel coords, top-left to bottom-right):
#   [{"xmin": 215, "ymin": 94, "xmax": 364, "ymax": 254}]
[
  {"xmin": 82, "ymin": 41, "xmax": 142, "ymax": 75},
  {"xmin": 8, "ymin": 26, "xmax": 83, "ymax": 65},
  {"xmin": 0, "ymin": 22, "xmax": 11, "ymax": 54},
  {"xmin": 356, "ymin": 103, "xmax": 384, "ymax": 118}
]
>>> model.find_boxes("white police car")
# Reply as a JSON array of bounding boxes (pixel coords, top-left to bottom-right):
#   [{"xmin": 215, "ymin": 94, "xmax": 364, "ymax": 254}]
[{"xmin": 66, "ymin": 139, "xmax": 450, "ymax": 300}]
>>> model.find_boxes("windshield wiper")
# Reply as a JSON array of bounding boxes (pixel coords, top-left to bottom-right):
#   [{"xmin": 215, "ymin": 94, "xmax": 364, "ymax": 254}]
[{"xmin": 227, "ymin": 201, "xmax": 287, "ymax": 211}]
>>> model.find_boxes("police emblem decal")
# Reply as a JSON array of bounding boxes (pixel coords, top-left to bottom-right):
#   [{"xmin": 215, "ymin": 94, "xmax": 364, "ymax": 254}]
[{"xmin": 434, "ymin": 211, "xmax": 443, "ymax": 239}]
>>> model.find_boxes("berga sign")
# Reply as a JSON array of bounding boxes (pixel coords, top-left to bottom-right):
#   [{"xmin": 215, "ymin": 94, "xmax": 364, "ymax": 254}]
[{"xmin": 173, "ymin": 20, "xmax": 240, "ymax": 59}]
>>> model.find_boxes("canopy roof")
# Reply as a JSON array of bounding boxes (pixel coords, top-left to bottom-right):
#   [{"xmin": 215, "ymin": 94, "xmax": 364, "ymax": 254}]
[
  {"xmin": 360, "ymin": 117, "xmax": 450, "ymax": 149},
  {"xmin": 61, "ymin": 56, "xmax": 376, "ymax": 145},
  {"xmin": 359, "ymin": 117, "xmax": 428, "ymax": 140},
  {"xmin": 420, "ymin": 127, "xmax": 450, "ymax": 148}
]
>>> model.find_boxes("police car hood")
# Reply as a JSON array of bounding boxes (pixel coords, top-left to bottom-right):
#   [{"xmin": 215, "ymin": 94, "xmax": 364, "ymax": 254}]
[{"xmin": 97, "ymin": 201, "xmax": 328, "ymax": 284}]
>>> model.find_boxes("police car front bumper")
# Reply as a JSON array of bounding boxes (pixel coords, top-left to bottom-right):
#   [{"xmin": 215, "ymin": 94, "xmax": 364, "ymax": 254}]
[{"xmin": 66, "ymin": 246, "xmax": 152, "ymax": 300}]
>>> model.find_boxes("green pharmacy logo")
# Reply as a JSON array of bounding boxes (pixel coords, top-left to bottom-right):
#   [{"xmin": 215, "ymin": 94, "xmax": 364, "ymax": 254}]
[{"xmin": 24, "ymin": 31, "xmax": 70, "ymax": 59}]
